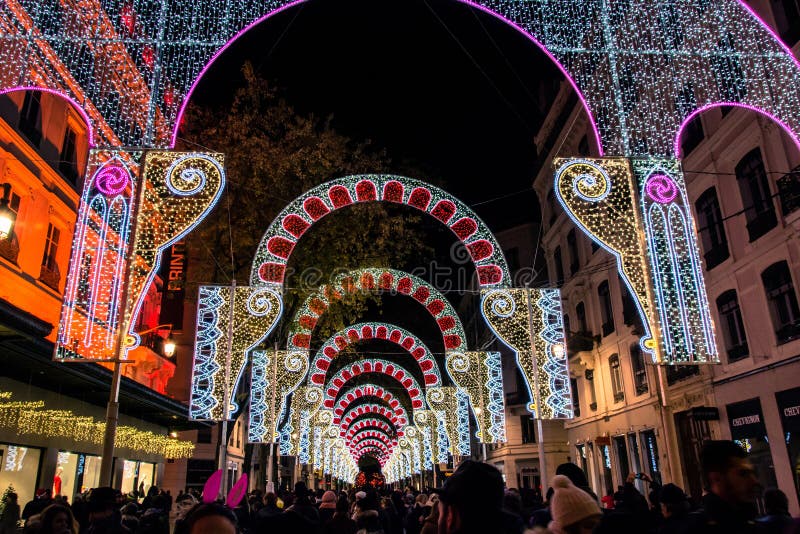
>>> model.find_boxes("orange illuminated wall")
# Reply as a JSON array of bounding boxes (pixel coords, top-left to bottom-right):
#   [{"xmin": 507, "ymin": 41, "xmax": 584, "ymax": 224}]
[{"xmin": 0, "ymin": 91, "xmax": 176, "ymax": 396}]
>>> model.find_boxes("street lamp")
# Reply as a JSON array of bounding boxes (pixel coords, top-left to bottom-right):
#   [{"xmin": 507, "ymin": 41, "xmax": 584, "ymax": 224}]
[
  {"xmin": 162, "ymin": 337, "xmax": 176, "ymax": 358},
  {"xmin": 132, "ymin": 323, "xmax": 174, "ymax": 358},
  {"xmin": 0, "ymin": 183, "xmax": 16, "ymax": 240}
]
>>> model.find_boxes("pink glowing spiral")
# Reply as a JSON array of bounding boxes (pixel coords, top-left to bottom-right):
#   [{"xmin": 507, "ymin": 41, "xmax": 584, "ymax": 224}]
[
  {"xmin": 645, "ymin": 174, "xmax": 678, "ymax": 204},
  {"xmin": 95, "ymin": 164, "xmax": 129, "ymax": 196}
]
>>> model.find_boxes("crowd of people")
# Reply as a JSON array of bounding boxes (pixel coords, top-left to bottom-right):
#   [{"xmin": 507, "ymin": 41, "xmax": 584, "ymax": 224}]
[{"xmin": 1, "ymin": 439, "xmax": 798, "ymax": 533}]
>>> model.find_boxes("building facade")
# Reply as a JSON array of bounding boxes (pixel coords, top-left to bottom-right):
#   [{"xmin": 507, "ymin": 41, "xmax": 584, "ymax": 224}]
[
  {"xmin": 487, "ymin": 0, "xmax": 800, "ymax": 515},
  {"xmin": 0, "ymin": 89, "xmax": 195, "ymax": 504}
]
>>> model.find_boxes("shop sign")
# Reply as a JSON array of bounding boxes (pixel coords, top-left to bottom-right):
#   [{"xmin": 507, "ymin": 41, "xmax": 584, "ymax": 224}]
[
  {"xmin": 776, "ymin": 387, "xmax": 800, "ymax": 434},
  {"xmin": 595, "ymin": 436, "xmax": 611, "ymax": 446},
  {"xmin": 726, "ymin": 398, "xmax": 767, "ymax": 440},
  {"xmin": 158, "ymin": 239, "xmax": 187, "ymax": 327}
]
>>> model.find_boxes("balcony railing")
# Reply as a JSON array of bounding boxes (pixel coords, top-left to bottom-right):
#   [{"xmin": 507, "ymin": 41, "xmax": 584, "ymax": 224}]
[
  {"xmin": 778, "ymin": 166, "xmax": 800, "ymax": 217},
  {"xmin": 726, "ymin": 342, "xmax": 749, "ymax": 363},
  {"xmin": 139, "ymin": 331, "xmax": 174, "ymax": 360},
  {"xmin": 567, "ymin": 331, "xmax": 596, "ymax": 354}
]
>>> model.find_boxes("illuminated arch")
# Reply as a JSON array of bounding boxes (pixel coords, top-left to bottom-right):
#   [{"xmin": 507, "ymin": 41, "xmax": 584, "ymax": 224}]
[
  {"xmin": 253, "ymin": 175, "xmax": 510, "ymax": 287},
  {"xmin": 323, "ymin": 359, "xmax": 424, "ymax": 410},
  {"xmin": 351, "ymin": 439, "xmax": 391, "ymax": 457},
  {"xmin": 332, "ymin": 385, "xmax": 409, "ymax": 425},
  {"xmin": 351, "ymin": 443, "xmax": 391, "ymax": 461},
  {"xmin": 675, "ymin": 102, "xmax": 800, "ymax": 157},
  {"xmin": 354, "ymin": 447, "xmax": 389, "ymax": 464},
  {"xmin": 344, "ymin": 418, "xmax": 396, "ymax": 441},
  {"xmin": 6, "ymin": 2, "xmax": 800, "ymax": 157},
  {"xmin": 356, "ymin": 449, "xmax": 387, "ymax": 463},
  {"xmin": 350, "ymin": 428, "xmax": 396, "ymax": 448},
  {"xmin": 309, "ymin": 322, "xmax": 441, "ymax": 387},
  {"xmin": 338, "ymin": 403, "xmax": 405, "ymax": 432},
  {"xmin": 288, "ymin": 268, "xmax": 466, "ymax": 351}
]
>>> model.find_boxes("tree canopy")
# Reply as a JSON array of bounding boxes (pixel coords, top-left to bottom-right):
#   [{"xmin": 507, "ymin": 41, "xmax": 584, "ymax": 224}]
[{"xmin": 178, "ymin": 63, "xmax": 435, "ymax": 340}]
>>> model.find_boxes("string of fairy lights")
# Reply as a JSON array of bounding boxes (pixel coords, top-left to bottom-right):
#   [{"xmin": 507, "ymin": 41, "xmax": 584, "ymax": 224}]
[
  {"xmin": 3, "ymin": 1, "xmax": 799, "ymax": 156},
  {"xmin": 0, "ymin": 392, "xmax": 194, "ymax": 459},
  {"xmin": 12, "ymin": 0, "xmax": 799, "ymax": 476}
]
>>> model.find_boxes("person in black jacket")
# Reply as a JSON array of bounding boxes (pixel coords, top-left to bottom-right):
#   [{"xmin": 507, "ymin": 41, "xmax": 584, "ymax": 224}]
[
  {"xmin": 656, "ymin": 484, "xmax": 691, "ymax": 534},
  {"xmin": 685, "ymin": 440, "xmax": 763, "ymax": 534},
  {"xmin": 436, "ymin": 460, "xmax": 521, "ymax": 534}
]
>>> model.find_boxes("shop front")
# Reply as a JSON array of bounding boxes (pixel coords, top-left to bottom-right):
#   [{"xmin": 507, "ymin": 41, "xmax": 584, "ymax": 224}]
[
  {"xmin": 726, "ymin": 398, "xmax": 778, "ymax": 497},
  {"xmin": 119, "ymin": 459, "xmax": 157, "ymax": 496},
  {"xmin": 0, "ymin": 443, "xmax": 42, "ymax": 505},
  {"xmin": 776, "ymin": 387, "xmax": 800, "ymax": 505},
  {"xmin": 55, "ymin": 451, "xmax": 102, "ymax": 498}
]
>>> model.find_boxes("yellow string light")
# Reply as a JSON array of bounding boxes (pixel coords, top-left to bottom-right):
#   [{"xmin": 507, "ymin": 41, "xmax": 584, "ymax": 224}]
[{"xmin": 0, "ymin": 392, "xmax": 194, "ymax": 459}]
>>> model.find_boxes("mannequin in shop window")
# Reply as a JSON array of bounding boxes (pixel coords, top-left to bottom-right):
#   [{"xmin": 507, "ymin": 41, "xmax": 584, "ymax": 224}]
[{"xmin": 52, "ymin": 467, "xmax": 63, "ymax": 497}]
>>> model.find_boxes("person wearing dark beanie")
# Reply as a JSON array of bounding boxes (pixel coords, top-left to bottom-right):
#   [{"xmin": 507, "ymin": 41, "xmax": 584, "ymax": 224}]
[
  {"xmin": 285, "ymin": 482, "xmax": 320, "ymax": 527},
  {"xmin": 436, "ymin": 460, "xmax": 516, "ymax": 534}
]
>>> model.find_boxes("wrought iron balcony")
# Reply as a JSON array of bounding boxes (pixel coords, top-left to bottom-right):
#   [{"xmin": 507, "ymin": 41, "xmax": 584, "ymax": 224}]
[{"xmin": 567, "ymin": 331, "xmax": 596, "ymax": 354}]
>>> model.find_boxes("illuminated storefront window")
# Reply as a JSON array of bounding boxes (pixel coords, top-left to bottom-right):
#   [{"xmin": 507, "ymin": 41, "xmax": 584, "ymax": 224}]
[
  {"xmin": 119, "ymin": 459, "xmax": 156, "ymax": 496},
  {"xmin": 55, "ymin": 452, "xmax": 102, "ymax": 498},
  {"xmin": 727, "ymin": 398, "xmax": 777, "ymax": 494},
  {"xmin": 0, "ymin": 444, "xmax": 41, "ymax": 505},
  {"xmin": 641, "ymin": 430, "xmax": 660, "ymax": 482},
  {"xmin": 776, "ymin": 387, "xmax": 800, "ymax": 505}
]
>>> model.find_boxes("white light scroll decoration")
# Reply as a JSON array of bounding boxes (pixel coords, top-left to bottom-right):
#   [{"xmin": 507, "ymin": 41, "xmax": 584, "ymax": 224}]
[
  {"xmin": 280, "ymin": 386, "xmax": 323, "ymax": 459},
  {"xmin": 189, "ymin": 285, "xmax": 282, "ymax": 420},
  {"xmin": 425, "ymin": 387, "xmax": 470, "ymax": 456},
  {"xmin": 248, "ymin": 350, "xmax": 309, "ymax": 443},
  {"xmin": 481, "ymin": 288, "xmax": 572, "ymax": 419},
  {"xmin": 57, "ymin": 151, "xmax": 225, "ymax": 362},
  {"xmin": 554, "ymin": 157, "xmax": 718, "ymax": 364},
  {"xmin": 445, "ymin": 352, "xmax": 506, "ymax": 443},
  {"xmin": 413, "ymin": 410, "xmax": 441, "ymax": 469},
  {"xmin": 632, "ymin": 159, "xmax": 718, "ymax": 364}
]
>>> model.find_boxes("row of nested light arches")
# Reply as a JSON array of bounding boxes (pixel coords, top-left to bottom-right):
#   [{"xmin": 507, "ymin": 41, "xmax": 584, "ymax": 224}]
[{"xmin": 253, "ymin": 175, "xmax": 511, "ymax": 472}]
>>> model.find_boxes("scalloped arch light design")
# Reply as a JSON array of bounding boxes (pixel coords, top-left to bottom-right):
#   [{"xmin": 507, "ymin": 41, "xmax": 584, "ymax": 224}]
[
  {"xmin": 310, "ymin": 322, "xmax": 442, "ymax": 387},
  {"xmin": 288, "ymin": 268, "xmax": 467, "ymax": 351},
  {"xmin": 323, "ymin": 358, "xmax": 425, "ymax": 410},
  {"xmin": 253, "ymin": 175, "xmax": 509, "ymax": 287}
]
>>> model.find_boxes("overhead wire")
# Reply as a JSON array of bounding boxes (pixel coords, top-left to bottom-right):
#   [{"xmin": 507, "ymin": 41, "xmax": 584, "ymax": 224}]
[{"xmin": 421, "ymin": 0, "xmax": 533, "ymax": 132}]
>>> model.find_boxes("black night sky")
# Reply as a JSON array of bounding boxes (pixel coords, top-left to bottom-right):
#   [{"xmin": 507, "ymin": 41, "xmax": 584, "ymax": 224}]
[{"xmin": 187, "ymin": 0, "xmax": 562, "ymax": 230}]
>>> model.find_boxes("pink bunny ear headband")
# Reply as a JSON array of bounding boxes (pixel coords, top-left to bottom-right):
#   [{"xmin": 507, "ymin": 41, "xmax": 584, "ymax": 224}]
[{"xmin": 202, "ymin": 470, "xmax": 248, "ymax": 508}]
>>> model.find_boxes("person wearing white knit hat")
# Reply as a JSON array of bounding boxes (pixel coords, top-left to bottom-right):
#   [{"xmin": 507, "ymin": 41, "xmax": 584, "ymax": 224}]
[{"xmin": 548, "ymin": 474, "xmax": 602, "ymax": 534}]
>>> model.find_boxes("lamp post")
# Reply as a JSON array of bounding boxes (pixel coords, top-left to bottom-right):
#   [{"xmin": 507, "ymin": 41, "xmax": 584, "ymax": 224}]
[
  {"xmin": 524, "ymin": 288, "xmax": 549, "ymax": 487},
  {"xmin": 98, "ymin": 322, "xmax": 174, "ymax": 486},
  {"xmin": 162, "ymin": 337, "xmax": 176, "ymax": 358},
  {"xmin": 0, "ymin": 183, "xmax": 17, "ymax": 239}
]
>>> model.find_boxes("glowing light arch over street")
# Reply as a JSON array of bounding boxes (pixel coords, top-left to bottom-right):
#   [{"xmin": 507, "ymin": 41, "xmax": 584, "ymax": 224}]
[
  {"xmin": 288, "ymin": 268, "xmax": 467, "ymax": 351},
  {"xmin": 4, "ymin": 1, "xmax": 800, "ymax": 157},
  {"xmin": 252, "ymin": 175, "xmax": 510, "ymax": 288},
  {"xmin": 332, "ymin": 385, "xmax": 410, "ymax": 427},
  {"xmin": 338, "ymin": 403, "xmax": 406, "ymax": 433},
  {"xmin": 344, "ymin": 418, "xmax": 396, "ymax": 441},
  {"xmin": 324, "ymin": 359, "xmax": 425, "ymax": 410},
  {"xmin": 309, "ymin": 322, "xmax": 442, "ymax": 387}
]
